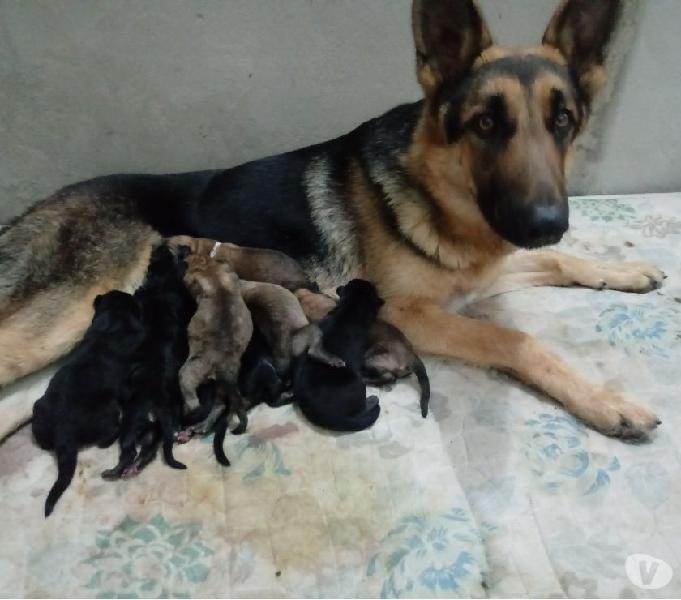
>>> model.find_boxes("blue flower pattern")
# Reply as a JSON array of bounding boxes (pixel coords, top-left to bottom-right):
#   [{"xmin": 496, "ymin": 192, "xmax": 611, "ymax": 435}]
[
  {"xmin": 524, "ymin": 414, "xmax": 621, "ymax": 495},
  {"xmin": 366, "ymin": 508, "xmax": 485, "ymax": 598}
]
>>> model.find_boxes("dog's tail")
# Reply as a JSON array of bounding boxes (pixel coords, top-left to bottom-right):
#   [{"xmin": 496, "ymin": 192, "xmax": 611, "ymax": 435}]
[
  {"xmin": 0, "ymin": 190, "xmax": 159, "ymax": 440},
  {"xmin": 411, "ymin": 356, "xmax": 431, "ymax": 418},
  {"xmin": 44, "ymin": 435, "xmax": 78, "ymax": 517},
  {"xmin": 212, "ymin": 411, "xmax": 231, "ymax": 467}
]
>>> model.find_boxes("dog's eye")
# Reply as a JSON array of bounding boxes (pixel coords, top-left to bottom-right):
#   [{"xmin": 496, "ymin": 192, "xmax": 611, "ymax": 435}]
[
  {"xmin": 475, "ymin": 113, "xmax": 496, "ymax": 136},
  {"xmin": 554, "ymin": 109, "xmax": 571, "ymax": 130}
]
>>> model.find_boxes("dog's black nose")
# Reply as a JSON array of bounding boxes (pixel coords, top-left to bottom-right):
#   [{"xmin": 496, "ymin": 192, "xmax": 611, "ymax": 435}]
[{"xmin": 526, "ymin": 202, "xmax": 569, "ymax": 247}]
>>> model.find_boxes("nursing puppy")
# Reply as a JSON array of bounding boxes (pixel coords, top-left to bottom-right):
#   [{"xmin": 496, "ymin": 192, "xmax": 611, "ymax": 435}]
[
  {"xmin": 363, "ymin": 320, "xmax": 431, "ymax": 418},
  {"xmin": 238, "ymin": 328, "xmax": 286, "ymax": 408},
  {"xmin": 294, "ymin": 288, "xmax": 431, "ymax": 417},
  {"xmin": 168, "ymin": 235, "xmax": 313, "ymax": 291},
  {"xmin": 240, "ymin": 280, "xmax": 343, "ymax": 377},
  {"xmin": 179, "ymin": 255, "xmax": 252, "ymax": 460},
  {"xmin": 32, "ymin": 291, "xmax": 145, "ymax": 516},
  {"xmin": 293, "ymin": 279, "xmax": 383, "ymax": 432},
  {"xmin": 102, "ymin": 245, "xmax": 196, "ymax": 479}
]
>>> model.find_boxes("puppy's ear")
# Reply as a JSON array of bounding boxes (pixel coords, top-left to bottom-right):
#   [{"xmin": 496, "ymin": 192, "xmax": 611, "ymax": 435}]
[
  {"xmin": 93, "ymin": 294, "xmax": 104, "ymax": 310},
  {"xmin": 412, "ymin": 0, "xmax": 492, "ymax": 96},
  {"xmin": 542, "ymin": 0, "xmax": 620, "ymax": 106}
]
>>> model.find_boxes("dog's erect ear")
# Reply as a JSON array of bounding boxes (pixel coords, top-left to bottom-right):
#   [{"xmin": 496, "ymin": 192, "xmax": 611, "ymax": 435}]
[
  {"xmin": 542, "ymin": 0, "xmax": 621, "ymax": 105},
  {"xmin": 412, "ymin": 0, "xmax": 492, "ymax": 96}
]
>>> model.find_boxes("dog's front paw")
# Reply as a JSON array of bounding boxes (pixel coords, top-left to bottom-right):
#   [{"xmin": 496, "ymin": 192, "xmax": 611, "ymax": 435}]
[
  {"xmin": 585, "ymin": 392, "xmax": 660, "ymax": 441},
  {"xmin": 583, "ymin": 261, "xmax": 666, "ymax": 293}
]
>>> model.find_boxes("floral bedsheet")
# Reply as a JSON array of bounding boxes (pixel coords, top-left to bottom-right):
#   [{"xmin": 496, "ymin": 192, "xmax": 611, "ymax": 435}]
[{"xmin": 1, "ymin": 194, "xmax": 680, "ymax": 598}]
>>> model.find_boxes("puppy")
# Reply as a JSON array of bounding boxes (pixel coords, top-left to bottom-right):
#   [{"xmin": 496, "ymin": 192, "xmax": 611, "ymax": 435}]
[
  {"xmin": 179, "ymin": 255, "xmax": 252, "ymax": 464},
  {"xmin": 240, "ymin": 280, "xmax": 342, "ymax": 377},
  {"xmin": 32, "ymin": 291, "xmax": 145, "ymax": 516},
  {"xmin": 101, "ymin": 245, "xmax": 196, "ymax": 479},
  {"xmin": 294, "ymin": 288, "xmax": 431, "ymax": 417},
  {"xmin": 363, "ymin": 320, "xmax": 430, "ymax": 418},
  {"xmin": 292, "ymin": 279, "xmax": 383, "ymax": 432},
  {"xmin": 167, "ymin": 235, "xmax": 313, "ymax": 290},
  {"xmin": 238, "ymin": 328, "xmax": 286, "ymax": 408}
]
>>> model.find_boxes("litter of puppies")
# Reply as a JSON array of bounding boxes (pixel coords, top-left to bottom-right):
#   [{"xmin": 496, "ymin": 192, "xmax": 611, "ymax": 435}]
[{"xmin": 31, "ymin": 237, "xmax": 431, "ymax": 516}]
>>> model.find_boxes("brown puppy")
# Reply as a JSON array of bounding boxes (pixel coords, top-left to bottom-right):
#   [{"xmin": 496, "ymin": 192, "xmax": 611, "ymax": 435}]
[
  {"xmin": 179, "ymin": 255, "xmax": 252, "ymax": 447},
  {"xmin": 168, "ymin": 235, "xmax": 313, "ymax": 291},
  {"xmin": 240, "ymin": 280, "xmax": 342, "ymax": 377},
  {"xmin": 294, "ymin": 288, "xmax": 430, "ymax": 416}
]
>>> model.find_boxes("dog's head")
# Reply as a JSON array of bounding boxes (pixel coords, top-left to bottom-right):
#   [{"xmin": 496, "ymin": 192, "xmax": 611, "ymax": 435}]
[{"xmin": 411, "ymin": 0, "xmax": 620, "ymax": 249}]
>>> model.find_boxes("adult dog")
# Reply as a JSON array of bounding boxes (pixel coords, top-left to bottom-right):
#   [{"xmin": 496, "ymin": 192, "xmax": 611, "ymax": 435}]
[{"xmin": 0, "ymin": 0, "xmax": 663, "ymax": 440}]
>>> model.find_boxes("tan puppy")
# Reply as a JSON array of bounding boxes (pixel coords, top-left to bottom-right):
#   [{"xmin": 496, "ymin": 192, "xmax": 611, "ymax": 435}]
[
  {"xmin": 179, "ymin": 255, "xmax": 252, "ymax": 439},
  {"xmin": 168, "ymin": 235, "xmax": 312, "ymax": 290},
  {"xmin": 241, "ymin": 280, "xmax": 342, "ymax": 376}
]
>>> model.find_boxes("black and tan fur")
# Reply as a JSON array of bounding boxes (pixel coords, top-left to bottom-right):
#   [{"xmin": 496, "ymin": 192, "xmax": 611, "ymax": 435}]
[{"xmin": 0, "ymin": 0, "xmax": 664, "ymax": 441}]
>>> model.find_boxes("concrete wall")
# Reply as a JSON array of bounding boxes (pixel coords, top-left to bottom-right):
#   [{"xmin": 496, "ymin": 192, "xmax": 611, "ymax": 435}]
[{"xmin": 1, "ymin": 0, "xmax": 679, "ymax": 222}]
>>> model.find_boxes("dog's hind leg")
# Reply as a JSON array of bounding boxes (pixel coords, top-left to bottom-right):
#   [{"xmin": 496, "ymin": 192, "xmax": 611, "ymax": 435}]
[
  {"xmin": 157, "ymin": 408, "xmax": 186, "ymax": 470},
  {"xmin": 482, "ymin": 249, "xmax": 666, "ymax": 298},
  {"xmin": 383, "ymin": 297, "xmax": 660, "ymax": 441},
  {"xmin": 102, "ymin": 409, "xmax": 143, "ymax": 480}
]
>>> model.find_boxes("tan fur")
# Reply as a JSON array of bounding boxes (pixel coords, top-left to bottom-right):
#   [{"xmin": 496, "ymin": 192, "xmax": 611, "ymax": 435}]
[
  {"xmin": 167, "ymin": 235, "xmax": 310, "ymax": 290},
  {"xmin": 179, "ymin": 256, "xmax": 252, "ymax": 432}
]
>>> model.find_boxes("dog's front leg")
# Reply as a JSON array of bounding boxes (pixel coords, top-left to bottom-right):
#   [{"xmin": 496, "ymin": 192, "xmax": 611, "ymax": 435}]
[
  {"xmin": 382, "ymin": 297, "xmax": 660, "ymax": 440},
  {"xmin": 483, "ymin": 249, "xmax": 666, "ymax": 297}
]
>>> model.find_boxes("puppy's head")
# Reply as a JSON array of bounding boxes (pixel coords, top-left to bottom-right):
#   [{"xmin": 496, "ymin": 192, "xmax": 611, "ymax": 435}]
[
  {"xmin": 336, "ymin": 279, "xmax": 385, "ymax": 312},
  {"xmin": 92, "ymin": 290, "xmax": 145, "ymax": 336}
]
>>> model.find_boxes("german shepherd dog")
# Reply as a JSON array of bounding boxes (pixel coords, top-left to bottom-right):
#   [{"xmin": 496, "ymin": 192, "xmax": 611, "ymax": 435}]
[{"xmin": 0, "ymin": 0, "xmax": 664, "ymax": 441}]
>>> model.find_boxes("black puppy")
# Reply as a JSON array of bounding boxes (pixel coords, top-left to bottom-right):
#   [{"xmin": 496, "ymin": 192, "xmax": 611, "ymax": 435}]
[
  {"xmin": 239, "ymin": 327, "xmax": 291, "ymax": 408},
  {"xmin": 102, "ymin": 245, "xmax": 197, "ymax": 479},
  {"xmin": 292, "ymin": 279, "xmax": 383, "ymax": 431},
  {"xmin": 32, "ymin": 291, "xmax": 145, "ymax": 517}
]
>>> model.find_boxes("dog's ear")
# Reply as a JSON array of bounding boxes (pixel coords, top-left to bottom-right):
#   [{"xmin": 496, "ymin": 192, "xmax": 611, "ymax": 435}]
[
  {"xmin": 93, "ymin": 294, "xmax": 104, "ymax": 310},
  {"xmin": 542, "ymin": 0, "xmax": 621, "ymax": 105},
  {"xmin": 412, "ymin": 0, "xmax": 492, "ymax": 96}
]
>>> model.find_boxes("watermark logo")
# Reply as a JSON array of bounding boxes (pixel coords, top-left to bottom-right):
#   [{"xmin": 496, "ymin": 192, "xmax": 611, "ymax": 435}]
[{"xmin": 625, "ymin": 554, "xmax": 673, "ymax": 590}]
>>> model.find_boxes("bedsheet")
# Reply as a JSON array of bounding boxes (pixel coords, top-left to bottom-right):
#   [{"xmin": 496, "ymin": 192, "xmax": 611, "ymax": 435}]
[{"xmin": 1, "ymin": 193, "xmax": 680, "ymax": 598}]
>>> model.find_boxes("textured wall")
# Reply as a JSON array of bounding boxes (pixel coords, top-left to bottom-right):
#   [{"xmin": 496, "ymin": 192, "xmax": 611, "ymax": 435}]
[{"xmin": 1, "ymin": 0, "xmax": 679, "ymax": 222}]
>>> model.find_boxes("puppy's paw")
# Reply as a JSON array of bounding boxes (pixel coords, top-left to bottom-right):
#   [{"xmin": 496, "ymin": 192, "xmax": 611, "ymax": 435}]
[
  {"xmin": 101, "ymin": 468, "xmax": 121, "ymax": 481},
  {"xmin": 175, "ymin": 430, "xmax": 193, "ymax": 444},
  {"xmin": 122, "ymin": 464, "xmax": 141, "ymax": 478}
]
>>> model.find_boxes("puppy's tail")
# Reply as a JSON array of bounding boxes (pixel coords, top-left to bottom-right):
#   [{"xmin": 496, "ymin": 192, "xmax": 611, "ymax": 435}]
[
  {"xmin": 411, "ymin": 356, "xmax": 431, "ymax": 418},
  {"xmin": 212, "ymin": 411, "xmax": 231, "ymax": 467},
  {"xmin": 45, "ymin": 437, "xmax": 78, "ymax": 517}
]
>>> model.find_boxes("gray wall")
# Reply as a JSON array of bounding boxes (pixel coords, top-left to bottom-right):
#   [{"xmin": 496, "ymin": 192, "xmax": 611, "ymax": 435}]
[{"xmin": 1, "ymin": 0, "xmax": 679, "ymax": 222}]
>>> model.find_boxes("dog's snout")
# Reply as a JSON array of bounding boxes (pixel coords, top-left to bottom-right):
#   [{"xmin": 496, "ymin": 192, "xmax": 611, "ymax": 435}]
[{"xmin": 526, "ymin": 201, "xmax": 569, "ymax": 247}]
